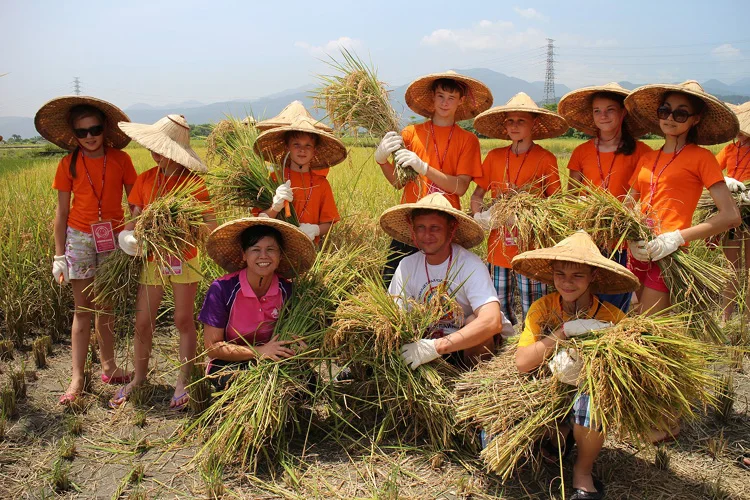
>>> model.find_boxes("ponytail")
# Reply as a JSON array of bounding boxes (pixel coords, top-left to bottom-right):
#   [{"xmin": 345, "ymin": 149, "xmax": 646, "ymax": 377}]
[
  {"xmin": 69, "ymin": 147, "xmax": 80, "ymax": 179},
  {"xmin": 616, "ymin": 121, "xmax": 636, "ymax": 156}
]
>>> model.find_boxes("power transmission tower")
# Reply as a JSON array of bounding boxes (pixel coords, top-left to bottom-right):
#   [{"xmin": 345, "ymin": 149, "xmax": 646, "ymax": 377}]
[
  {"xmin": 543, "ymin": 39, "xmax": 555, "ymax": 106},
  {"xmin": 73, "ymin": 77, "xmax": 81, "ymax": 96}
]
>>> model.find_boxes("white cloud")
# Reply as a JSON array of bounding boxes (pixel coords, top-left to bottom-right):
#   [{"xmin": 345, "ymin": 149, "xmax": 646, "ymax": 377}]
[
  {"xmin": 421, "ymin": 20, "xmax": 547, "ymax": 52},
  {"xmin": 712, "ymin": 43, "xmax": 742, "ymax": 60},
  {"xmin": 294, "ymin": 36, "xmax": 362, "ymax": 57},
  {"xmin": 513, "ymin": 7, "xmax": 547, "ymax": 21}
]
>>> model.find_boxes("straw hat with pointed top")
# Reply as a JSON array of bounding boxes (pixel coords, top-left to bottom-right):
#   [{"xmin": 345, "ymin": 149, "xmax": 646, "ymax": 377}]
[
  {"xmin": 733, "ymin": 101, "xmax": 750, "ymax": 137},
  {"xmin": 512, "ymin": 231, "xmax": 639, "ymax": 294},
  {"xmin": 404, "ymin": 70, "xmax": 493, "ymax": 121},
  {"xmin": 379, "ymin": 193, "xmax": 485, "ymax": 249},
  {"xmin": 474, "ymin": 92, "xmax": 569, "ymax": 140},
  {"xmin": 558, "ymin": 82, "xmax": 649, "ymax": 138},
  {"xmin": 206, "ymin": 217, "xmax": 316, "ymax": 277},
  {"xmin": 624, "ymin": 80, "xmax": 739, "ymax": 145},
  {"xmin": 119, "ymin": 115, "xmax": 207, "ymax": 173},
  {"xmin": 255, "ymin": 100, "xmax": 333, "ymax": 132},
  {"xmin": 253, "ymin": 116, "xmax": 347, "ymax": 170},
  {"xmin": 35, "ymin": 96, "xmax": 131, "ymax": 151}
]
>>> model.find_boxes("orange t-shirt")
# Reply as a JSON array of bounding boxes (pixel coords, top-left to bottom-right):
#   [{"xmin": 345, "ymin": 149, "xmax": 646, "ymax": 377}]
[
  {"xmin": 400, "ymin": 121, "xmax": 482, "ymax": 209},
  {"xmin": 52, "ymin": 148, "xmax": 137, "ymax": 233},
  {"xmin": 128, "ymin": 166, "xmax": 212, "ymax": 260},
  {"xmin": 283, "ymin": 168, "xmax": 340, "ymax": 225},
  {"xmin": 716, "ymin": 143, "xmax": 750, "ymax": 182},
  {"xmin": 475, "ymin": 144, "xmax": 560, "ymax": 268},
  {"xmin": 629, "ymin": 144, "xmax": 725, "ymax": 235},
  {"xmin": 567, "ymin": 140, "xmax": 652, "ymax": 198}
]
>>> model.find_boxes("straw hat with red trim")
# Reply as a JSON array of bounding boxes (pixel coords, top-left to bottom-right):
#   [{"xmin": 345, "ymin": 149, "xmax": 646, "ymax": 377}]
[
  {"xmin": 253, "ymin": 116, "xmax": 346, "ymax": 170},
  {"xmin": 404, "ymin": 70, "xmax": 493, "ymax": 121},
  {"xmin": 558, "ymin": 82, "xmax": 650, "ymax": 138},
  {"xmin": 255, "ymin": 100, "xmax": 332, "ymax": 132},
  {"xmin": 474, "ymin": 92, "xmax": 569, "ymax": 140}
]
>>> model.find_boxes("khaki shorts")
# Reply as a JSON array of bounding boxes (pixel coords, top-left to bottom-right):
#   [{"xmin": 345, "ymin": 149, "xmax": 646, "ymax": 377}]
[{"xmin": 139, "ymin": 255, "xmax": 202, "ymax": 286}]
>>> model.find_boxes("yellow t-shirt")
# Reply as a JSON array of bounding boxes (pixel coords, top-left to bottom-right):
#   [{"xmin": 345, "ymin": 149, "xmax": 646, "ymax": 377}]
[{"xmin": 517, "ymin": 292, "xmax": 625, "ymax": 347}]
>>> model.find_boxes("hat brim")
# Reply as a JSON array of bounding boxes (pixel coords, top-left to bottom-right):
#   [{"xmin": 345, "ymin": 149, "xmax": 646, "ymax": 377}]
[
  {"xmin": 256, "ymin": 119, "xmax": 332, "ymax": 133},
  {"xmin": 119, "ymin": 121, "xmax": 208, "ymax": 174},
  {"xmin": 253, "ymin": 124, "xmax": 347, "ymax": 170},
  {"xmin": 206, "ymin": 217, "xmax": 316, "ymax": 277},
  {"xmin": 379, "ymin": 202, "xmax": 485, "ymax": 249},
  {"xmin": 734, "ymin": 101, "xmax": 750, "ymax": 137},
  {"xmin": 558, "ymin": 86, "xmax": 650, "ymax": 138},
  {"xmin": 474, "ymin": 106, "xmax": 569, "ymax": 140},
  {"xmin": 405, "ymin": 72, "xmax": 493, "ymax": 121},
  {"xmin": 34, "ymin": 96, "xmax": 131, "ymax": 151}
]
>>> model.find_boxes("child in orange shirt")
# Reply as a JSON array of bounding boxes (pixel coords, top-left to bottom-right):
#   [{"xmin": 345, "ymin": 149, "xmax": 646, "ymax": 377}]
[
  {"xmin": 110, "ymin": 115, "xmax": 216, "ymax": 410},
  {"xmin": 37, "ymin": 96, "xmax": 137, "ymax": 405},
  {"xmin": 558, "ymin": 83, "xmax": 653, "ymax": 312},
  {"xmin": 253, "ymin": 116, "xmax": 346, "ymax": 243},
  {"xmin": 374, "ymin": 71, "xmax": 493, "ymax": 285},
  {"xmin": 470, "ymin": 93, "xmax": 568, "ymax": 324}
]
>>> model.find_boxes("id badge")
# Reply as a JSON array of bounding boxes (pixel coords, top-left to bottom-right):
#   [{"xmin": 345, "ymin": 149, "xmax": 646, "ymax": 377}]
[
  {"xmin": 503, "ymin": 227, "xmax": 518, "ymax": 246},
  {"xmin": 645, "ymin": 218, "xmax": 656, "ymax": 230},
  {"xmin": 161, "ymin": 255, "xmax": 183, "ymax": 276},
  {"xmin": 91, "ymin": 221, "xmax": 116, "ymax": 253}
]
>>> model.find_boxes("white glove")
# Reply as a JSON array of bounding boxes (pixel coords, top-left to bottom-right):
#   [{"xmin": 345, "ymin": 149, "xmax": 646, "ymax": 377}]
[
  {"xmin": 741, "ymin": 191, "xmax": 750, "ymax": 204},
  {"xmin": 548, "ymin": 348, "xmax": 583, "ymax": 386},
  {"xmin": 257, "ymin": 212, "xmax": 270, "ymax": 219},
  {"xmin": 563, "ymin": 319, "xmax": 613, "ymax": 338},
  {"xmin": 646, "ymin": 230, "xmax": 684, "ymax": 261},
  {"xmin": 298, "ymin": 223, "xmax": 320, "ymax": 241},
  {"xmin": 473, "ymin": 211, "xmax": 492, "ymax": 231},
  {"xmin": 628, "ymin": 240, "xmax": 650, "ymax": 262},
  {"xmin": 52, "ymin": 255, "xmax": 69, "ymax": 284},
  {"xmin": 724, "ymin": 176, "xmax": 746, "ymax": 193},
  {"xmin": 505, "ymin": 214, "xmax": 517, "ymax": 227},
  {"xmin": 374, "ymin": 131, "xmax": 403, "ymax": 165},
  {"xmin": 400, "ymin": 338, "xmax": 440, "ymax": 370},
  {"xmin": 271, "ymin": 180, "xmax": 293, "ymax": 212},
  {"xmin": 393, "ymin": 149, "xmax": 429, "ymax": 176},
  {"xmin": 118, "ymin": 230, "xmax": 139, "ymax": 257}
]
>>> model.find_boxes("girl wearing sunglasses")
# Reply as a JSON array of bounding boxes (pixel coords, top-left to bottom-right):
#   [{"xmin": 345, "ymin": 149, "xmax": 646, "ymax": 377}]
[{"xmin": 35, "ymin": 97, "xmax": 138, "ymax": 404}]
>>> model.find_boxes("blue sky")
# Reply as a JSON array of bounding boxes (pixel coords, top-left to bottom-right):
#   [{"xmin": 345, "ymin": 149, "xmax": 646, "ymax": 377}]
[{"xmin": 1, "ymin": 0, "xmax": 747, "ymax": 117}]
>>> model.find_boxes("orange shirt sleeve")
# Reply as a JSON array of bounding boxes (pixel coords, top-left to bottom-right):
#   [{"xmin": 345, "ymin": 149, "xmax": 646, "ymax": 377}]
[
  {"xmin": 127, "ymin": 171, "xmax": 149, "ymax": 208},
  {"xmin": 697, "ymin": 149, "xmax": 726, "ymax": 189},
  {"xmin": 316, "ymin": 178, "xmax": 340, "ymax": 224},
  {"xmin": 567, "ymin": 143, "xmax": 585, "ymax": 173},
  {"xmin": 716, "ymin": 144, "xmax": 730, "ymax": 171},
  {"xmin": 456, "ymin": 133, "xmax": 482, "ymax": 179},
  {"xmin": 52, "ymin": 153, "xmax": 74, "ymax": 191},
  {"xmin": 541, "ymin": 149, "xmax": 561, "ymax": 196},
  {"xmin": 476, "ymin": 149, "xmax": 499, "ymax": 191},
  {"xmin": 121, "ymin": 152, "xmax": 138, "ymax": 185}
]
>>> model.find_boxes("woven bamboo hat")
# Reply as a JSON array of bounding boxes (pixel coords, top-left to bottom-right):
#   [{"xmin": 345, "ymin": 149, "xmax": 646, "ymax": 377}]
[
  {"xmin": 733, "ymin": 101, "xmax": 750, "ymax": 137},
  {"xmin": 253, "ymin": 116, "xmax": 347, "ymax": 170},
  {"xmin": 379, "ymin": 193, "xmax": 484, "ymax": 249},
  {"xmin": 558, "ymin": 82, "xmax": 649, "ymax": 138},
  {"xmin": 119, "ymin": 115, "xmax": 207, "ymax": 173},
  {"xmin": 206, "ymin": 217, "xmax": 316, "ymax": 277},
  {"xmin": 474, "ymin": 92, "xmax": 569, "ymax": 140},
  {"xmin": 405, "ymin": 70, "xmax": 493, "ymax": 121},
  {"xmin": 255, "ymin": 101, "xmax": 332, "ymax": 132},
  {"xmin": 34, "ymin": 96, "xmax": 131, "ymax": 151},
  {"xmin": 624, "ymin": 80, "xmax": 739, "ymax": 145},
  {"xmin": 512, "ymin": 231, "xmax": 639, "ymax": 294}
]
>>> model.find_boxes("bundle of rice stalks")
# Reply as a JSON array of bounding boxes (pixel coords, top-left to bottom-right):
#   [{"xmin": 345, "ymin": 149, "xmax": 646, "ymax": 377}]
[
  {"xmin": 314, "ymin": 48, "xmax": 415, "ymax": 185},
  {"xmin": 206, "ymin": 118, "xmax": 254, "ymax": 165},
  {"xmin": 694, "ymin": 181, "xmax": 750, "ymax": 229},
  {"xmin": 91, "ymin": 250, "xmax": 140, "ymax": 307},
  {"xmin": 488, "ymin": 188, "xmax": 565, "ymax": 253}
]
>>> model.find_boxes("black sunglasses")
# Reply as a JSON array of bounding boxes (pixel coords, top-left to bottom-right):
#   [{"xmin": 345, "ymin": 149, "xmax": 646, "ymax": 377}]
[
  {"xmin": 73, "ymin": 125, "xmax": 104, "ymax": 138},
  {"xmin": 656, "ymin": 105, "xmax": 697, "ymax": 123}
]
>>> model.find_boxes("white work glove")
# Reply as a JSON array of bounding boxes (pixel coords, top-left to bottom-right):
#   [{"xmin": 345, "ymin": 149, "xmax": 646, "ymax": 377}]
[
  {"xmin": 505, "ymin": 214, "xmax": 517, "ymax": 226},
  {"xmin": 548, "ymin": 349, "xmax": 583, "ymax": 386},
  {"xmin": 298, "ymin": 223, "xmax": 320, "ymax": 241},
  {"xmin": 393, "ymin": 149, "xmax": 429, "ymax": 176},
  {"xmin": 563, "ymin": 319, "xmax": 613, "ymax": 338},
  {"xmin": 400, "ymin": 338, "xmax": 440, "ymax": 370},
  {"xmin": 646, "ymin": 230, "xmax": 684, "ymax": 261},
  {"xmin": 724, "ymin": 176, "xmax": 746, "ymax": 193},
  {"xmin": 52, "ymin": 255, "xmax": 69, "ymax": 284},
  {"xmin": 118, "ymin": 230, "xmax": 139, "ymax": 257},
  {"xmin": 374, "ymin": 131, "xmax": 403, "ymax": 165},
  {"xmin": 740, "ymin": 191, "xmax": 750, "ymax": 205},
  {"xmin": 473, "ymin": 211, "xmax": 492, "ymax": 231},
  {"xmin": 628, "ymin": 240, "xmax": 650, "ymax": 262},
  {"xmin": 271, "ymin": 180, "xmax": 293, "ymax": 212}
]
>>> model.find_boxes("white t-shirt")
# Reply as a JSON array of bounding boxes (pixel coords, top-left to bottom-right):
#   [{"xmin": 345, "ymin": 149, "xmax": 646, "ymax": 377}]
[{"xmin": 389, "ymin": 243, "xmax": 513, "ymax": 336}]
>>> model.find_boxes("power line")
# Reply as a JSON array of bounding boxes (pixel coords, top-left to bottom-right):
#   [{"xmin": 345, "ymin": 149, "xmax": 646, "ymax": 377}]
[{"xmin": 544, "ymin": 38, "xmax": 555, "ymax": 105}]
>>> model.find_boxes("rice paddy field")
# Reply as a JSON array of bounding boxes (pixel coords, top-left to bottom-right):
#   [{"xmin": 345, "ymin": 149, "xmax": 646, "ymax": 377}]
[{"xmin": 0, "ymin": 137, "xmax": 748, "ymax": 499}]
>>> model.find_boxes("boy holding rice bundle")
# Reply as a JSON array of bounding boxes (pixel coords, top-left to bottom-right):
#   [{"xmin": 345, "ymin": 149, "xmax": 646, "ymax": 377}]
[
  {"xmin": 470, "ymin": 93, "xmax": 568, "ymax": 324},
  {"xmin": 512, "ymin": 230, "xmax": 640, "ymax": 500}
]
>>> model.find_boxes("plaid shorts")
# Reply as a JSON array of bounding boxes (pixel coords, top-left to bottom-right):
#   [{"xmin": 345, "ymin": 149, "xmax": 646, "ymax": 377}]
[
  {"xmin": 569, "ymin": 393, "xmax": 597, "ymax": 430},
  {"xmin": 65, "ymin": 226, "xmax": 116, "ymax": 280},
  {"xmin": 489, "ymin": 264, "xmax": 547, "ymax": 325}
]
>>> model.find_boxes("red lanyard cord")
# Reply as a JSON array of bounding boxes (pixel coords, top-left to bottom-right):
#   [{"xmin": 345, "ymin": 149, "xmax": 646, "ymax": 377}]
[
  {"xmin": 80, "ymin": 149, "xmax": 108, "ymax": 221},
  {"xmin": 732, "ymin": 142, "xmax": 750, "ymax": 180},
  {"xmin": 594, "ymin": 138, "xmax": 618, "ymax": 190},
  {"xmin": 505, "ymin": 143, "xmax": 534, "ymax": 189},
  {"xmin": 284, "ymin": 167, "xmax": 313, "ymax": 218},
  {"xmin": 428, "ymin": 121, "xmax": 456, "ymax": 171},
  {"xmin": 648, "ymin": 145, "xmax": 686, "ymax": 206}
]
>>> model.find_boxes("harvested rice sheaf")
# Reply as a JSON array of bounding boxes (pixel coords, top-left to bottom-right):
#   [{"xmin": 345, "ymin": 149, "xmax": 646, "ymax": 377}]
[{"xmin": 488, "ymin": 188, "xmax": 565, "ymax": 253}]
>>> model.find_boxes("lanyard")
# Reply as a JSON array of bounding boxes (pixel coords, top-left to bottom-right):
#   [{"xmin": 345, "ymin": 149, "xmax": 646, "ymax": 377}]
[
  {"xmin": 424, "ymin": 246, "xmax": 453, "ymax": 298},
  {"xmin": 80, "ymin": 149, "xmax": 108, "ymax": 221},
  {"xmin": 732, "ymin": 143, "xmax": 750, "ymax": 179},
  {"xmin": 505, "ymin": 143, "xmax": 534, "ymax": 189},
  {"xmin": 648, "ymin": 145, "xmax": 686, "ymax": 206},
  {"xmin": 595, "ymin": 139, "xmax": 618, "ymax": 190},
  {"xmin": 284, "ymin": 168, "xmax": 313, "ymax": 218},
  {"xmin": 428, "ymin": 121, "xmax": 456, "ymax": 170}
]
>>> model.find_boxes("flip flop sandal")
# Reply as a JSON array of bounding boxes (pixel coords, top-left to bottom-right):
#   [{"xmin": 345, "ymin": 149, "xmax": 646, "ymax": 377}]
[
  {"xmin": 570, "ymin": 478, "xmax": 605, "ymax": 500},
  {"xmin": 101, "ymin": 372, "xmax": 132, "ymax": 385},
  {"xmin": 108, "ymin": 386, "xmax": 129, "ymax": 409},
  {"xmin": 169, "ymin": 392, "xmax": 189, "ymax": 411},
  {"xmin": 59, "ymin": 392, "xmax": 80, "ymax": 405}
]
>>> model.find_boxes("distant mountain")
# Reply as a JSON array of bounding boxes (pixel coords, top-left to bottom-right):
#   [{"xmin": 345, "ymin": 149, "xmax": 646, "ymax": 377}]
[
  {"xmin": 126, "ymin": 100, "xmax": 206, "ymax": 112},
  {"xmin": 0, "ymin": 116, "xmax": 38, "ymax": 139}
]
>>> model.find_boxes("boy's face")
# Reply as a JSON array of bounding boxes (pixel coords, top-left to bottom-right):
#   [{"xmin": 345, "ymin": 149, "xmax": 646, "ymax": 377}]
[
  {"xmin": 503, "ymin": 111, "xmax": 536, "ymax": 142},
  {"xmin": 552, "ymin": 261, "xmax": 595, "ymax": 303},
  {"xmin": 432, "ymin": 86, "xmax": 465, "ymax": 121},
  {"xmin": 286, "ymin": 134, "xmax": 316, "ymax": 168}
]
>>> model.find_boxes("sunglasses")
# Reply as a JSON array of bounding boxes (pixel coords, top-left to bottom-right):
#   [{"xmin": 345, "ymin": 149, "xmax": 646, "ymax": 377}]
[
  {"xmin": 73, "ymin": 125, "xmax": 104, "ymax": 138},
  {"xmin": 656, "ymin": 105, "xmax": 697, "ymax": 123}
]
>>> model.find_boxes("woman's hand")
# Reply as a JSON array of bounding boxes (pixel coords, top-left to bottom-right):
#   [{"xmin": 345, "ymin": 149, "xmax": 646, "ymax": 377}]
[{"xmin": 255, "ymin": 335, "xmax": 296, "ymax": 361}]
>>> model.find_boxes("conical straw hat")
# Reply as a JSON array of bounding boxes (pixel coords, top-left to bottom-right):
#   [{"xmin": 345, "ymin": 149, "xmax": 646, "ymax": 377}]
[
  {"xmin": 253, "ymin": 116, "xmax": 347, "ymax": 170},
  {"xmin": 405, "ymin": 70, "xmax": 493, "ymax": 121},
  {"xmin": 255, "ymin": 100, "xmax": 332, "ymax": 132},
  {"xmin": 733, "ymin": 101, "xmax": 750, "ymax": 136},
  {"xmin": 624, "ymin": 80, "xmax": 739, "ymax": 145},
  {"xmin": 119, "ymin": 115, "xmax": 207, "ymax": 173},
  {"xmin": 511, "ymin": 230, "xmax": 639, "ymax": 294},
  {"xmin": 379, "ymin": 193, "xmax": 485, "ymax": 249},
  {"xmin": 474, "ymin": 92, "xmax": 569, "ymax": 140},
  {"xmin": 558, "ymin": 82, "xmax": 650, "ymax": 138},
  {"xmin": 206, "ymin": 217, "xmax": 316, "ymax": 277},
  {"xmin": 241, "ymin": 116, "xmax": 256, "ymax": 125},
  {"xmin": 34, "ymin": 95, "xmax": 131, "ymax": 151}
]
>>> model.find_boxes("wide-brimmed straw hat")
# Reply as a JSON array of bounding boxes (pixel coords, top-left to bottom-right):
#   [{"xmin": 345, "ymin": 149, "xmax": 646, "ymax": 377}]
[
  {"xmin": 511, "ymin": 231, "xmax": 639, "ymax": 294},
  {"xmin": 379, "ymin": 193, "xmax": 484, "ymax": 249},
  {"xmin": 404, "ymin": 70, "xmax": 493, "ymax": 121},
  {"xmin": 733, "ymin": 101, "xmax": 750, "ymax": 137},
  {"xmin": 474, "ymin": 92, "xmax": 569, "ymax": 140},
  {"xmin": 558, "ymin": 82, "xmax": 650, "ymax": 138},
  {"xmin": 119, "ymin": 115, "xmax": 207, "ymax": 173},
  {"xmin": 206, "ymin": 217, "xmax": 316, "ymax": 277},
  {"xmin": 255, "ymin": 100, "xmax": 332, "ymax": 132},
  {"xmin": 624, "ymin": 80, "xmax": 739, "ymax": 145},
  {"xmin": 253, "ymin": 116, "xmax": 347, "ymax": 170},
  {"xmin": 34, "ymin": 96, "xmax": 131, "ymax": 151}
]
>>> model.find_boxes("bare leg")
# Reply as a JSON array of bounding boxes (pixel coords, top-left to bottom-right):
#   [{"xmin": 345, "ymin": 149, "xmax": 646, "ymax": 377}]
[
  {"xmin": 722, "ymin": 236, "xmax": 741, "ymax": 322},
  {"xmin": 171, "ymin": 282, "xmax": 198, "ymax": 405},
  {"xmin": 639, "ymin": 287, "xmax": 670, "ymax": 317},
  {"xmin": 94, "ymin": 304, "xmax": 128, "ymax": 378},
  {"xmin": 66, "ymin": 278, "xmax": 95, "ymax": 397},
  {"xmin": 572, "ymin": 424, "xmax": 605, "ymax": 493}
]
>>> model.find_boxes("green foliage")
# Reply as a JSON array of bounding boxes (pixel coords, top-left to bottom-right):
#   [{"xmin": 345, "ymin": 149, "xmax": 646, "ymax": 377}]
[{"xmin": 190, "ymin": 123, "xmax": 214, "ymax": 138}]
